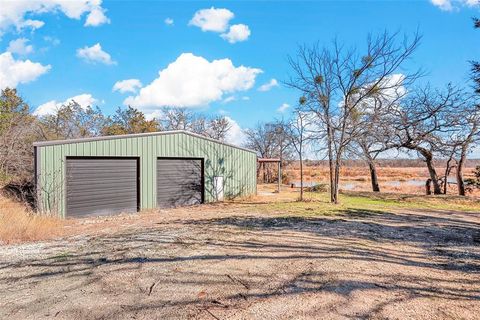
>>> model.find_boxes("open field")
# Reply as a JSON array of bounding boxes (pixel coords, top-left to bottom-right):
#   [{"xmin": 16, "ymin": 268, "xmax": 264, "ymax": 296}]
[
  {"xmin": 1, "ymin": 185, "xmax": 479, "ymax": 319},
  {"xmin": 283, "ymin": 163, "xmax": 480, "ymax": 196}
]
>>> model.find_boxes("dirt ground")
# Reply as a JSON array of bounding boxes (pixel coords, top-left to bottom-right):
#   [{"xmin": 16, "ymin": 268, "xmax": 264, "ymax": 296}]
[{"xmin": 1, "ymin": 188, "xmax": 479, "ymax": 319}]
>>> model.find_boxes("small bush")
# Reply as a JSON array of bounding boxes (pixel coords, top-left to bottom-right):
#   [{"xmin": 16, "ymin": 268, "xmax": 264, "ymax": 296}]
[
  {"xmin": 305, "ymin": 183, "xmax": 329, "ymax": 193},
  {"xmin": 465, "ymin": 166, "xmax": 480, "ymax": 193}
]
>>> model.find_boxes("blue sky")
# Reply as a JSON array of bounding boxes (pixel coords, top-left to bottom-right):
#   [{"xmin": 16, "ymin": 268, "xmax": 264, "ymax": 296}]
[{"xmin": 0, "ymin": 0, "xmax": 479, "ymax": 143}]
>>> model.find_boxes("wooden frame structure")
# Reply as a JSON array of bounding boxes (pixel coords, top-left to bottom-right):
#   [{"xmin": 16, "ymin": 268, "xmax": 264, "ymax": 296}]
[{"xmin": 257, "ymin": 158, "xmax": 282, "ymax": 193}]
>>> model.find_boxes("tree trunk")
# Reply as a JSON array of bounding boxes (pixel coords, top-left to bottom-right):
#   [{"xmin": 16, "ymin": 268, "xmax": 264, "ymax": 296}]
[
  {"xmin": 359, "ymin": 142, "xmax": 380, "ymax": 192},
  {"xmin": 443, "ymin": 174, "xmax": 447, "ymax": 195},
  {"xmin": 443, "ymin": 158, "xmax": 455, "ymax": 195},
  {"xmin": 333, "ymin": 156, "xmax": 341, "ymax": 204},
  {"xmin": 367, "ymin": 160, "xmax": 380, "ymax": 192},
  {"xmin": 299, "ymin": 154, "xmax": 304, "ymax": 201},
  {"xmin": 327, "ymin": 132, "xmax": 336, "ymax": 203},
  {"xmin": 425, "ymin": 156, "xmax": 442, "ymax": 195},
  {"xmin": 457, "ymin": 163, "xmax": 465, "ymax": 196},
  {"xmin": 330, "ymin": 158, "xmax": 336, "ymax": 203},
  {"xmin": 403, "ymin": 144, "xmax": 442, "ymax": 195},
  {"xmin": 414, "ymin": 147, "xmax": 442, "ymax": 195},
  {"xmin": 457, "ymin": 148, "xmax": 467, "ymax": 196},
  {"xmin": 262, "ymin": 162, "xmax": 266, "ymax": 184},
  {"xmin": 425, "ymin": 179, "xmax": 432, "ymax": 195}
]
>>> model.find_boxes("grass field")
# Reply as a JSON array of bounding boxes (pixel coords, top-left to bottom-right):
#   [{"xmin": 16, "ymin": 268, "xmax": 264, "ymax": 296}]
[{"xmin": 254, "ymin": 184, "xmax": 480, "ymax": 213}]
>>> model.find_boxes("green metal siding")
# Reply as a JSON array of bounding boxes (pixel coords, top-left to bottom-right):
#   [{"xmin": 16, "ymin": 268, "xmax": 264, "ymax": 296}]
[{"xmin": 35, "ymin": 132, "xmax": 257, "ymax": 217}]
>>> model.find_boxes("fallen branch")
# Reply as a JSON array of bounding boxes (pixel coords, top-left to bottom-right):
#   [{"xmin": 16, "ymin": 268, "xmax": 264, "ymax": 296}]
[{"xmin": 226, "ymin": 274, "xmax": 250, "ymax": 290}]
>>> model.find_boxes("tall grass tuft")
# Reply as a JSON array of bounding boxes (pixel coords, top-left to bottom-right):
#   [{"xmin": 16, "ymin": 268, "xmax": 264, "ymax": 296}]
[{"xmin": 0, "ymin": 194, "xmax": 62, "ymax": 244}]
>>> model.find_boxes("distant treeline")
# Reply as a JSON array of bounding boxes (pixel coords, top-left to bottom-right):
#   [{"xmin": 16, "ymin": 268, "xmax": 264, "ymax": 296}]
[
  {"xmin": 0, "ymin": 88, "xmax": 233, "ymax": 184},
  {"xmin": 300, "ymin": 159, "xmax": 480, "ymax": 168}
]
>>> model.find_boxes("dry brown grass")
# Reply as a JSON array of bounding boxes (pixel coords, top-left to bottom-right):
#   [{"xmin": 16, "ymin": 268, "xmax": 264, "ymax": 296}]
[
  {"xmin": 0, "ymin": 194, "xmax": 63, "ymax": 244},
  {"xmin": 285, "ymin": 164, "xmax": 446, "ymax": 181},
  {"xmin": 284, "ymin": 164, "xmax": 480, "ymax": 196}
]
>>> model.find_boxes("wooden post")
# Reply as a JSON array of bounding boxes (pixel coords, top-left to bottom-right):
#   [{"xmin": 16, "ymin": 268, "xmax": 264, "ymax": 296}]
[
  {"xmin": 277, "ymin": 161, "xmax": 281, "ymax": 193},
  {"xmin": 263, "ymin": 162, "xmax": 266, "ymax": 183},
  {"xmin": 425, "ymin": 179, "xmax": 432, "ymax": 195}
]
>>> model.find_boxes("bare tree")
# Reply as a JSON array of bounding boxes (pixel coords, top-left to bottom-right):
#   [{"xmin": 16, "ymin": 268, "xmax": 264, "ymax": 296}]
[
  {"xmin": 0, "ymin": 88, "xmax": 38, "ymax": 182},
  {"xmin": 349, "ymin": 137, "xmax": 384, "ymax": 192},
  {"xmin": 448, "ymin": 96, "xmax": 480, "ymax": 195},
  {"xmin": 244, "ymin": 122, "xmax": 279, "ymax": 158},
  {"xmin": 272, "ymin": 119, "xmax": 292, "ymax": 168},
  {"xmin": 386, "ymin": 85, "xmax": 466, "ymax": 195},
  {"xmin": 244, "ymin": 122, "xmax": 278, "ymax": 182},
  {"xmin": 160, "ymin": 108, "xmax": 231, "ymax": 141},
  {"xmin": 348, "ymin": 83, "xmax": 405, "ymax": 192},
  {"xmin": 160, "ymin": 108, "xmax": 195, "ymax": 131},
  {"xmin": 206, "ymin": 116, "xmax": 232, "ymax": 141},
  {"xmin": 288, "ymin": 31, "xmax": 421, "ymax": 203},
  {"xmin": 285, "ymin": 109, "xmax": 312, "ymax": 200},
  {"xmin": 472, "ymin": 18, "xmax": 480, "ymax": 94},
  {"xmin": 244, "ymin": 122, "xmax": 292, "ymax": 183}
]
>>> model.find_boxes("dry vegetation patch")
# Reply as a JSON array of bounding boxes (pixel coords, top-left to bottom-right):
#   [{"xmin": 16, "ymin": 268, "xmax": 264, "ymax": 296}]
[
  {"xmin": 284, "ymin": 163, "xmax": 480, "ymax": 196},
  {"xmin": 0, "ymin": 194, "xmax": 63, "ymax": 244}
]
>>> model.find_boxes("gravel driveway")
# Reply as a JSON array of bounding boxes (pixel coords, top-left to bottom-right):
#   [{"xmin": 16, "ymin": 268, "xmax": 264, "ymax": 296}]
[{"xmin": 0, "ymin": 202, "xmax": 479, "ymax": 319}]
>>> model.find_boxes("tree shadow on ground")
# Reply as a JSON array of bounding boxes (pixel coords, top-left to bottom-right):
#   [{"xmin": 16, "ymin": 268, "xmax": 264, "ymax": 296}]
[{"xmin": 1, "ymin": 207, "xmax": 479, "ymax": 319}]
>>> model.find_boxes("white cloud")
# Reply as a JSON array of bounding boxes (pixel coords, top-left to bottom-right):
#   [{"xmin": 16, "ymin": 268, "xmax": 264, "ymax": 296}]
[
  {"xmin": 0, "ymin": 52, "xmax": 50, "ymax": 89},
  {"xmin": 225, "ymin": 116, "xmax": 246, "ymax": 146},
  {"xmin": 0, "ymin": 0, "xmax": 109, "ymax": 37},
  {"xmin": 430, "ymin": 0, "xmax": 479, "ymax": 10},
  {"xmin": 7, "ymin": 38, "xmax": 33, "ymax": 55},
  {"xmin": 84, "ymin": 6, "xmax": 110, "ymax": 26},
  {"xmin": 222, "ymin": 95, "xmax": 236, "ymax": 104},
  {"xmin": 113, "ymin": 79, "xmax": 142, "ymax": 93},
  {"xmin": 189, "ymin": 7, "xmax": 234, "ymax": 32},
  {"xmin": 124, "ymin": 53, "xmax": 262, "ymax": 110},
  {"xmin": 189, "ymin": 7, "xmax": 251, "ymax": 44},
  {"xmin": 431, "ymin": 0, "xmax": 453, "ymax": 10},
  {"xmin": 221, "ymin": 24, "xmax": 250, "ymax": 43},
  {"xmin": 164, "ymin": 17, "xmax": 174, "ymax": 26},
  {"xmin": 34, "ymin": 93, "xmax": 98, "ymax": 116},
  {"xmin": 43, "ymin": 36, "xmax": 60, "ymax": 46},
  {"xmin": 77, "ymin": 43, "xmax": 116, "ymax": 65},
  {"xmin": 258, "ymin": 78, "xmax": 279, "ymax": 92},
  {"xmin": 277, "ymin": 103, "xmax": 290, "ymax": 113}
]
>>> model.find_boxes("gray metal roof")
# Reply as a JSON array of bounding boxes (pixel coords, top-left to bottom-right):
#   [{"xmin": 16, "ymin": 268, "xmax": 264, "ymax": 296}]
[{"xmin": 33, "ymin": 130, "xmax": 256, "ymax": 154}]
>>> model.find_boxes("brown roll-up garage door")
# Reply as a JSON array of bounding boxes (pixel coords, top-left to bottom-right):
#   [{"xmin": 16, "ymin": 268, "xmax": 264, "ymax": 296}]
[
  {"xmin": 157, "ymin": 158, "xmax": 203, "ymax": 208},
  {"xmin": 66, "ymin": 158, "xmax": 139, "ymax": 217}
]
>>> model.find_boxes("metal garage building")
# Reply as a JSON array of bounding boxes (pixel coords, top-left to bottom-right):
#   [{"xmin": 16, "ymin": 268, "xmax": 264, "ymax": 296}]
[{"xmin": 34, "ymin": 131, "xmax": 257, "ymax": 218}]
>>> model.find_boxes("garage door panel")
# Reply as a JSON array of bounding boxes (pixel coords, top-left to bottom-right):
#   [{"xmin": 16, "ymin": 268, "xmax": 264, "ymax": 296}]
[
  {"xmin": 67, "ymin": 192, "xmax": 138, "ymax": 203},
  {"xmin": 66, "ymin": 158, "xmax": 138, "ymax": 217},
  {"xmin": 67, "ymin": 170, "xmax": 137, "ymax": 177},
  {"xmin": 157, "ymin": 159, "xmax": 203, "ymax": 208},
  {"xmin": 67, "ymin": 181, "xmax": 136, "ymax": 190},
  {"xmin": 68, "ymin": 201, "xmax": 136, "ymax": 211},
  {"xmin": 68, "ymin": 199, "xmax": 136, "ymax": 209}
]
